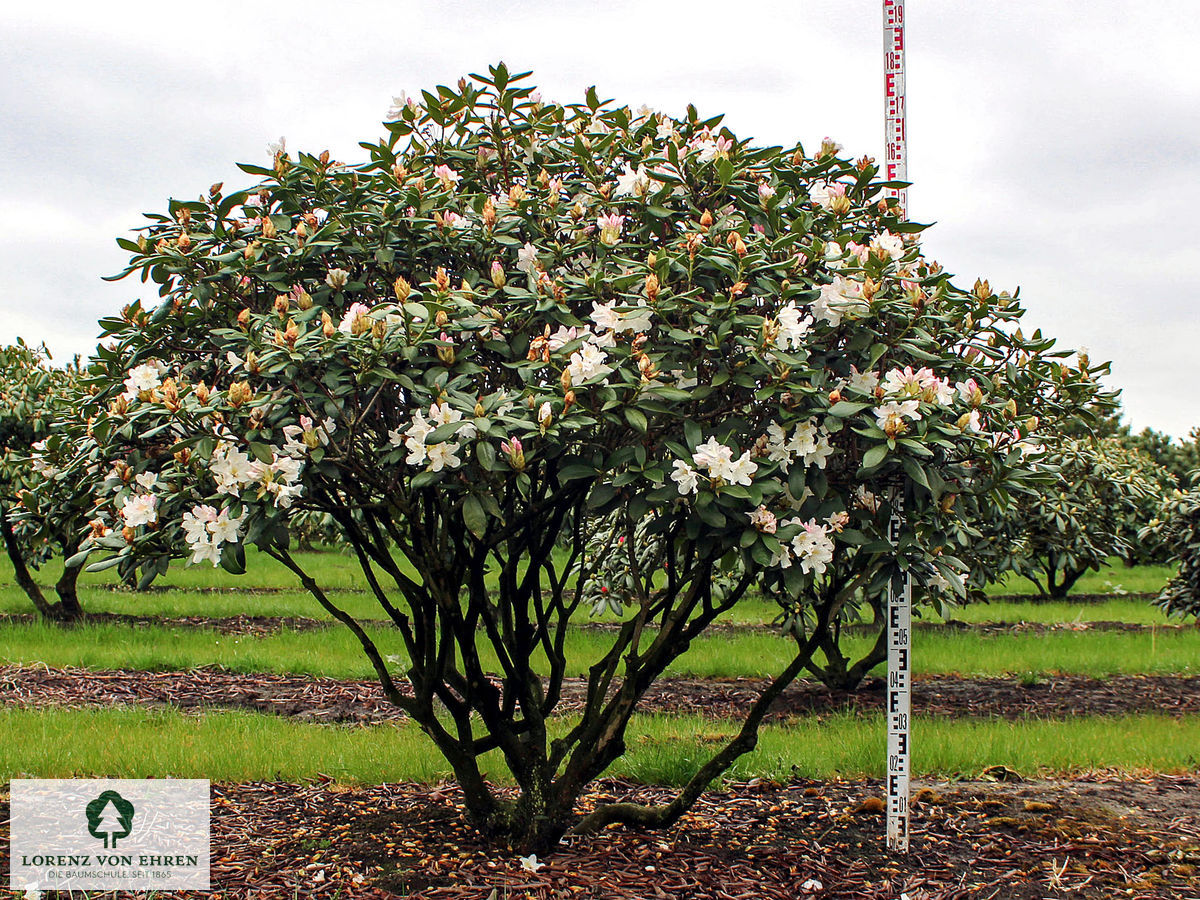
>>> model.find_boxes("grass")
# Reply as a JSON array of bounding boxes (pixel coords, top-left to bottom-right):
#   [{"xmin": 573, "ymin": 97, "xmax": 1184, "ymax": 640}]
[
  {"xmin": 2, "ymin": 553, "xmax": 1176, "ymax": 627},
  {"xmin": 980, "ymin": 561, "xmax": 1175, "ymax": 598},
  {"xmin": 932, "ymin": 597, "xmax": 1178, "ymax": 625},
  {"xmin": 1, "ymin": 618, "xmax": 1196, "ymax": 680},
  {"xmin": 1, "ymin": 707, "xmax": 1195, "ymax": 784}
]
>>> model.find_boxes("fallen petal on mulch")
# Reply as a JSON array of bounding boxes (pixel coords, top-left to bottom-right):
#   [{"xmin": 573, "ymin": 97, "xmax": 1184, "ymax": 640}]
[{"xmin": 2, "ymin": 774, "xmax": 1196, "ymax": 898}]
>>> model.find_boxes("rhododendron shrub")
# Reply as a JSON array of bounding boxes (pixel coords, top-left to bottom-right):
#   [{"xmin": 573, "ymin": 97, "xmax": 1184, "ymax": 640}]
[
  {"xmin": 975, "ymin": 436, "xmax": 1163, "ymax": 599},
  {"xmin": 0, "ymin": 343, "xmax": 95, "ymax": 620},
  {"xmin": 66, "ymin": 65, "xmax": 1105, "ymax": 850},
  {"xmin": 1144, "ymin": 475, "xmax": 1200, "ymax": 618}
]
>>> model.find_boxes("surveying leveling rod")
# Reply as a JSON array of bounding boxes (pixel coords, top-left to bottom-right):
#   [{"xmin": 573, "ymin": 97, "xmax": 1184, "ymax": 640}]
[{"xmin": 883, "ymin": 0, "xmax": 911, "ymax": 853}]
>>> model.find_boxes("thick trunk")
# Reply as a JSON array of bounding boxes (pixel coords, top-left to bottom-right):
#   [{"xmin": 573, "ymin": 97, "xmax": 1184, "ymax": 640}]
[
  {"xmin": 54, "ymin": 560, "xmax": 84, "ymax": 620},
  {"xmin": 1, "ymin": 505, "xmax": 79, "ymax": 621},
  {"xmin": 1049, "ymin": 566, "xmax": 1084, "ymax": 600},
  {"xmin": 810, "ymin": 624, "xmax": 887, "ymax": 691}
]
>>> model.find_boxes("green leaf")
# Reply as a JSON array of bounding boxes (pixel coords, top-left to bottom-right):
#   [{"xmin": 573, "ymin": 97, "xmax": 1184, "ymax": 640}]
[
  {"xmin": 828, "ymin": 400, "xmax": 870, "ymax": 418},
  {"xmin": 861, "ymin": 444, "xmax": 888, "ymax": 470},
  {"xmin": 624, "ymin": 408, "xmax": 648, "ymax": 433},
  {"xmin": 462, "ymin": 495, "xmax": 487, "ymax": 539},
  {"xmin": 248, "ymin": 442, "xmax": 274, "ymax": 464},
  {"xmin": 558, "ymin": 464, "xmax": 598, "ymax": 482},
  {"xmin": 220, "ymin": 541, "xmax": 246, "ymax": 575}
]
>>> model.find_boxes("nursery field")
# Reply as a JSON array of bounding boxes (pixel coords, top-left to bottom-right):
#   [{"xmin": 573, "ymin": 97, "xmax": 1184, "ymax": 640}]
[{"xmin": 1, "ymin": 552, "xmax": 1198, "ymax": 899}]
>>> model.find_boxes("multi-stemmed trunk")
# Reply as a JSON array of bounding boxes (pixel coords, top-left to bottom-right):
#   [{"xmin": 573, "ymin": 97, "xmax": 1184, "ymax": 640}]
[{"xmin": 271, "ymin": 485, "xmax": 839, "ymax": 854}]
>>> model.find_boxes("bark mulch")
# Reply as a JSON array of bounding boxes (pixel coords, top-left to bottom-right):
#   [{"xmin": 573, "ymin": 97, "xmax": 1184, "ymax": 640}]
[
  {"xmin": 3, "ymin": 774, "xmax": 1197, "ymax": 898},
  {"xmin": 2, "ymin": 609, "xmax": 1192, "ymax": 637},
  {"xmin": 3, "ymin": 665, "xmax": 1199, "ymax": 724}
]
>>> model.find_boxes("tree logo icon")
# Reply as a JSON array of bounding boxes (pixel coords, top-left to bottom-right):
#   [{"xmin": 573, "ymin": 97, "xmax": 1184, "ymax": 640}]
[{"xmin": 85, "ymin": 790, "xmax": 136, "ymax": 849}]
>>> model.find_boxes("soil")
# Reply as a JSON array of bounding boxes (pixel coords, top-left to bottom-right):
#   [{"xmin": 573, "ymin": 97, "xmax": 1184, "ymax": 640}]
[
  {"xmin": 3, "ymin": 665, "xmax": 1199, "ymax": 725},
  {"xmin": 2, "ymin": 774, "xmax": 1197, "ymax": 898},
  {"xmin": 2, "ymin": 608, "xmax": 1192, "ymax": 637}
]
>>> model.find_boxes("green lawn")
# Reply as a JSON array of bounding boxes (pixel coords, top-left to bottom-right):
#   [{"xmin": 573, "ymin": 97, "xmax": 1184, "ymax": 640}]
[
  {"xmin": 1, "ymin": 553, "xmax": 1177, "ymax": 627},
  {"xmin": 1, "ymin": 618, "xmax": 1196, "ymax": 680},
  {"xmin": 2, "ymin": 707, "xmax": 1194, "ymax": 784}
]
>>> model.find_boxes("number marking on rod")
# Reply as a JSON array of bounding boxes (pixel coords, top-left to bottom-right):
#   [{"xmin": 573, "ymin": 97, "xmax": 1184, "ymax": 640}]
[
  {"xmin": 886, "ymin": 487, "xmax": 911, "ymax": 852},
  {"xmin": 883, "ymin": 0, "xmax": 908, "ymax": 219}
]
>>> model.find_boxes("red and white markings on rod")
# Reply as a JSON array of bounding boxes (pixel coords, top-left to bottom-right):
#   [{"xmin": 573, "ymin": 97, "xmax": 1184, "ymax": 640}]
[
  {"xmin": 883, "ymin": 0, "xmax": 908, "ymax": 220},
  {"xmin": 884, "ymin": 0, "xmax": 911, "ymax": 853}
]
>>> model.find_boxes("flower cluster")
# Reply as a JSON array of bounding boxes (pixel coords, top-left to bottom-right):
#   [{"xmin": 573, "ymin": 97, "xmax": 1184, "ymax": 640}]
[
  {"xmin": 671, "ymin": 437, "xmax": 758, "ymax": 494},
  {"xmin": 181, "ymin": 504, "xmax": 245, "ymax": 565}
]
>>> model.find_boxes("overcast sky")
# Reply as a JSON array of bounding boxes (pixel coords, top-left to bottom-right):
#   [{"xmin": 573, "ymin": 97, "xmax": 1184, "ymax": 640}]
[{"xmin": 2, "ymin": 1, "xmax": 1197, "ymax": 437}]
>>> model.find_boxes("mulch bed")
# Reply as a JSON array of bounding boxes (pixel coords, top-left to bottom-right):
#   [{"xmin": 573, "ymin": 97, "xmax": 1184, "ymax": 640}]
[
  {"xmin": 2, "ymin": 609, "xmax": 1192, "ymax": 637},
  {"xmin": 2, "ymin": 774, "xmax": 1198, "ymax": 898},
  {"xmin": 3, "ymin": 665, "xmax": 1199, "ymax": 724}
]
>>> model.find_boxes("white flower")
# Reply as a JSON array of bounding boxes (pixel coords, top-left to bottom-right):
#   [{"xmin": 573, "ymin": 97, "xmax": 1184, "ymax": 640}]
[
  {"xmin": 282, "ymin": 416, "xmax": 334, "ymax": 457},
  {"xmin": 401, "ymin": 409, "xmax": 443, "ymax": 463},
  {"xmin": 386, "ymin": 92, "xmax": 414, "ymax": 120},
  {"xmin": 211, "ymin": 444, "xmax": 256, "ymax": 495},
  {"xmin": 929, "ymin": 377, "xmax": 955, "ymax": 407},
  {"xmin": 692, "ymin": 437, "xmax": 733, "ymax": 473},
  {"xmin": 208, "ymin": 509, "xmax": 245, "ymax": 545},
  {"xmin": 269, "ymin": 455, "xmax": 303, "ymax": 484},
  {"xmin": 591, "ymin": 300, "xmax": 654, "ymax": 335},
  {"xmin": 432, "ymin": 164, "xmax": 461, "ymax": 189},
  {"xmin": 959, "ymin": 409, "xmax": 983, "ymax": 433},
  {"xmin": 812, "ymin": 276, "xmax": 868, "ymax": 326},
  {"xmin": 538, "ymin": 401, "xmax": 553, "ymax": 429},
  {"xmin": 874, "ymin": 400, "xmax": 922, "ymax": 431},
  {"xmin": 776, "ymin": 302, "xmax": 810, "ymax": 350},
  {"xmin": 519, "ymin": 854, "xmax": 544, "ymax": 873},
  {"xmin": 804, "ymin": 433, "xmax": 835, "ymax": 469},
  {"xmin": 276, "ymin": 484, "xmax": 304, "ymax": 508},
  {"xmin": 182, "ymin": 505, "xmax": 217, "ymax": 543},
  {"xmin": 747, "ymin": 506, "xmax": 777, "ymax": 533},
  {"xmin": 956, "ymin": 378, "xmax": 984, "ymax": 405},
  {"xmin": 615, "ymin": 162, "xmax": 652, "ymax": 198},
  {"xmin": 801, "ymin": 877, "xmax": 823, "ymax": 893},
  {"xmin": 671, "ymin": 460, "xmax": 699, "ymax": 495},
  {"xmin": 189, "ymin": 535, "xmax": 222, "ymax": 567},
  {"xmin": 791, "ymin": 520, "xmax": 834, "ymax": 575},
  {"xmin": 425, "ymin": 442, "xmax": 462, "ymax": 472},
  {"xmin": 325, "ymin": 268, "xmax": 350, "ymax": 290},
  {"xmin": 622, "ymin": 300, "xmax": 654, "ymax": 334},
  {"xmin": 120, "ymin": 493, "xmax": 158, "ymax": 527},
  {"xmin": 516, "ymin": 242, "xmax": 539, "ymax": 274},
  {"xmin": 656, "ymin": 119, "xmax": 677, "ymax": 142},
  {"xmin": 134, "ymin": 471, "xmax": 158, "ymax": 491},
  {"xmin": 854, "ymin": 485, "xmax": 881, "ymax": 513},
  {"xmin": 764, "ymin": 422, "xmax": 793, "ymax": 471},
  {"xmin": 722, "ymin": 451, "xmax": 758, "ymax": 486},
  {"xmin": 123, "ymin": 363, "xmax": 161, "ymax": 397},
  {"xmin": 338, "ymin": 302, "xmax": 372, "ymax": 335},
  {"xmin": 883, "ymin": 366, "xmax": 935, "ymax": 398},
  {"xmin": 870, "ymin": 230, "xmax": 905, "ymax": 260},
  {"xmin": 787, "ymin": 419, "xmax": 819, "ymax": 459},
  {"xmin": 547, "ymin": 325, "xmax": 579, "ymax": 352},
  {"xmin": 590, "ymin": 301, "xmax": 622, "ymax": 333},
  {"xmin": 429, "ymin": 400, "xmax": 476, "ymax": 439},
  {"xmin": 846, "ymin": 366, "xmax": 880, "ymax": 395},
  {"xmin": 567, "ymin": 342, "xmax": 612, "ymax": 383}
]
